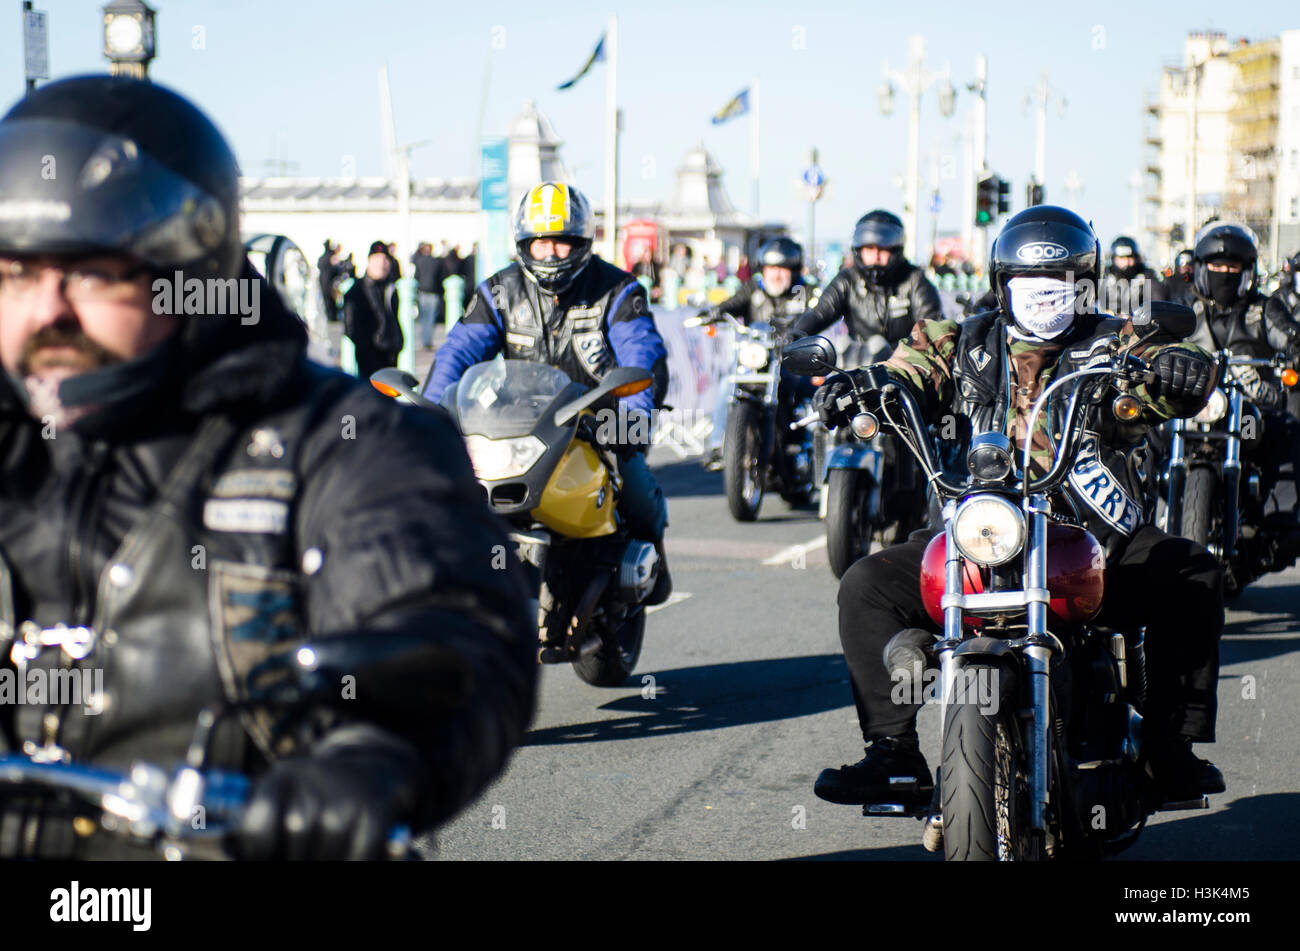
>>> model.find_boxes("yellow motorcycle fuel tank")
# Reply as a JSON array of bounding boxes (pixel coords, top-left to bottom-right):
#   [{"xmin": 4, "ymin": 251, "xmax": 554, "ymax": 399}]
[{"xmin": 533, "ymin": 422, "xmax": 618, "ymax": 538}]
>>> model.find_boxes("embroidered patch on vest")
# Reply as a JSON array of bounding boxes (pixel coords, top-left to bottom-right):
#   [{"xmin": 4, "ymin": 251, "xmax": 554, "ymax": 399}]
[
  {"xmin": 968, "ymin": 347, "xmax": 992, "ymax": 371},
  {"xmin": 570, "ymin": 315, "xmax": 602, "ymax": 331},
  {"xmin": 203, "ymin": 498, "xmax": 289, "ymax": 534},
  {"xmin": 211, "ymin": 469, "xmax": 297, "ymax": 500},
  {"xmin": 208, "ymin": 561, "xmax": 303, "ymax": 758},
  {"xmin": 567, "ymin": 305, "xmax": 602, "ymax": 320},
  {"xmin": 1067, "ymin": 432, "xmax": 1141, "ymax": 535},
  {"xmin": 505, "ymin": 331, "xmax": 536, "ymax": 349},
  {"xmin": 573, "ymin": 331, "xmax": 607, "ymax": 376}
]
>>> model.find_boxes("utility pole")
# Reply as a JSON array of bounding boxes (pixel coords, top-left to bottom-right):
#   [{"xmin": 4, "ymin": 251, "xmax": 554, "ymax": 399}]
[
  {"xmin": 967, "ymin": 54, "xmax": 988, "ymax": 269},
  {"xmin": 1026, "ymin": 70, "xmax": 1065, "ymax": 204},
  {"xmin": 879, "ymin": 35, "xmax": 955, "ymax": 261},
  {"xmin": 1186, "ymin": 59, "xmax": 1201, "ymax": 247}
]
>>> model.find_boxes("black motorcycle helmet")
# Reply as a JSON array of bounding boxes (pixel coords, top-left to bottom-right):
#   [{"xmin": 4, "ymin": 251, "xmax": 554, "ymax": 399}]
[
  {"xmin": 851, "ymin": 210, "xmax": 906, "ymax": 285},
  {"xmin": 1108, "ymin": 235, "xmax": 1143, "ymax": 278},
  {"xmin": 988, "ymin": 205, "xmax": 1100, "ymax": 329},
  {"xmin": 1174, "ymin": 248, "xmax": 1194, "ymax": 275},
  {"xmin": 1192, "ymin": 223, "xmax": 1258, "ymax": 308},
  {"xmin": 0, "ymin": 75, "xmax": 244, "ymax": 284},
  {"xmin": 756, "ymin": 236, "xmax": 802, "ymax": 273}
]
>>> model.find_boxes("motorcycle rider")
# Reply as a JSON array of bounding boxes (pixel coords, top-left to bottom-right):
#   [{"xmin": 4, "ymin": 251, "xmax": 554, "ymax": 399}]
[
  {"xmin": 792, "ymin": 210, "xmax": 943, "ymax": 350},
  {"xmin": 1162, "ymin": 249, "xmax": 1196, "ymax": 307},
  {"xmin": 1098, "ymin": 235, "xmax": 1165, "ymax": 317},
  {"xmin": 0, "ymin": 77, "xmax": 538, "ymax": 859},
  {"xmin": 792, "ymin": 211, "xmax": 942, "ymax": 528},
  {"xmin": 700, "ymin": 237, "xmax": 814, "ymax": 471},
  {"xmin": 810, "ymin": 206, "xmax": 1227, "ymax": 810},
  {"xmin": 423, "ymin": 181, "xmax": 672, "ymax": 604},
  {"xmin": 1188, "ymin": 226, "xmax": 1300, "ymax": 520}
]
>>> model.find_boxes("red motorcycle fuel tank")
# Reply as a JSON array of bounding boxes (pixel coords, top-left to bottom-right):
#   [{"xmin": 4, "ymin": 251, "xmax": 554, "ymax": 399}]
[{"xmin": 920, "ymin": 523, "xmax": 1105, "ymax": 628}]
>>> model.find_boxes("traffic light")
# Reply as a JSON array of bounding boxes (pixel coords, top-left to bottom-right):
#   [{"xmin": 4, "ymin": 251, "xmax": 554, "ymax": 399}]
[
  {"xmin": 996, "ymin": 178, "xmax": 1011, "ymax": 215},
  {"xmin": 1027, "ymin": 181, "xmax": 1045, "ymax": 207},
  {"xmin": 1170, "ymin": 223, "xmax": 1185, "ymax": 245},
  {"xmin": 976, "ymin": 173, "xmax": 997, "ymax": 226}
]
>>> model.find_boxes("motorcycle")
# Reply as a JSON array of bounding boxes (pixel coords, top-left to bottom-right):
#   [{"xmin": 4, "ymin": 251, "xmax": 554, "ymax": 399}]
[
  {"xmin": 792, "ymin": 334, "xmax": 931, "ymax": 579},
  {"xmin": 684, "ymin": 311, "xmax": 819, "ymax": 521},
  {"xmin": 1163, "ymin": 350, "xmax": 1300, "ymax": 595},
  {"xmin": 782, "ymin": 300, "xmax": 1214, "ymax": 861},
  {"xmin": 372, "ymin": 361, "xmax": 662, "ymax": 687}
]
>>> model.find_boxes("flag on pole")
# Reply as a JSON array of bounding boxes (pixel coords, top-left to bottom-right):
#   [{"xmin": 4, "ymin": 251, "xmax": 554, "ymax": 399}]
[
  {"xmin": 710, "ymin": 87, "xmax": 751, "ymax": 125},
  {"xmin": 556, "ymin": 33, "xmax": 606, "ymax": 91}
]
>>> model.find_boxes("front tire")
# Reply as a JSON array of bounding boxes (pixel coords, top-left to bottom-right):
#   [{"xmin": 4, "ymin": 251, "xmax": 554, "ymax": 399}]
[
  {"xmin": 724, "ymin": 401, "xmax": 764, "ymax": 522},
  {"xmin": 941, "ymin": 678, "xmax": 1045, "ymax": 861},
  {"xmin": 1179, "ymin": 466, "xmax": 1218, "ymax": 548},
  {"xmin": 571, "ymin": 607, "xmax": 646, "ymax": 686},
  {"xmin": 826, "ymin": 468, "xmax": 872, "ymax": 579}
]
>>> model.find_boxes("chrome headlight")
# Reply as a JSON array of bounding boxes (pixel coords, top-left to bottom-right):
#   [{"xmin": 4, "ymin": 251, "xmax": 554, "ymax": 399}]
[
  {"xmin": 464, "ymin": 434, "xmax": 546, "ymax": 480},
  {"xmin": 1192, "ymin": 388, "xmax": 1228, "ymax": 425},
  {"xmin": 737, "ymin": 342, "xmax": 770, "ymax": 370},
  {"xmin": 952, "ymin": 495, "xmax": 1026, "ymax": 567}
]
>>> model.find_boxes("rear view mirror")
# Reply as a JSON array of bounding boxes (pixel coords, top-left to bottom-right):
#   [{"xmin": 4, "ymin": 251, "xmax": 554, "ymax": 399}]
[
  {"xmin": 1132, "ymin": 300, "xmax": 1195, "ymax": 340},
  {"xmin": 781, "ymin": 335, "xmax": 839, "ymax": 376}
]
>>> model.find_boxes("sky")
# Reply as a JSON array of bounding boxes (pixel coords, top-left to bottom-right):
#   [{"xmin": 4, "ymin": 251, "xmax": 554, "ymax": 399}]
[{"xmin": 2, "ymin": 0, "xmax": 1296, "ymax": 263}]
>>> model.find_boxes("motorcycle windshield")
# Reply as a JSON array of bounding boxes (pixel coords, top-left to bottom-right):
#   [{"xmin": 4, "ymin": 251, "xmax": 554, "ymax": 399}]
[{"xmin": 455, "ymin": 360, "xmax": 574, "ymax": 438}]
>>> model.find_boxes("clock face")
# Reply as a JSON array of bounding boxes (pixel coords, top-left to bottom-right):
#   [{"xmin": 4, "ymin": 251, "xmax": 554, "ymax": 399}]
[{"xmin": 106, "ymin": 15, "xmax": 144, "ymax": 55}]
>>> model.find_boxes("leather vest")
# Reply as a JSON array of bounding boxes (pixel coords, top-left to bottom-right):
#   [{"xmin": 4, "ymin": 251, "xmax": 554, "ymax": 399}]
[
  {"xmin": 0, "ymin": 365, "xmax": 354, "ymax": 858},
  {"xmin": 492, "ymin": 262, "xmax": 627, "ymax": 389},
  {"xmin": 947, "ymin": 312, "xmax": 1153, "ymax": 551}
]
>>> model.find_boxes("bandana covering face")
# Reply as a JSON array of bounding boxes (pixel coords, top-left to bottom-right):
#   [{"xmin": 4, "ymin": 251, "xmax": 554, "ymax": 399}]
[{"xmin": 1007, "ymin": 276, "xmax": 1078, "ymax": 340}]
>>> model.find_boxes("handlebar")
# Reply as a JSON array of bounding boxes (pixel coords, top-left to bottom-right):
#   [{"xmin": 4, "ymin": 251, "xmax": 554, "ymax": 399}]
[
  {"xmin": 789, "ymin": 412, "xmax": 820, "ymax": 431},
  {"xmin": 0, "ymin": 753, "xmax": 413, "ymax": 861}
]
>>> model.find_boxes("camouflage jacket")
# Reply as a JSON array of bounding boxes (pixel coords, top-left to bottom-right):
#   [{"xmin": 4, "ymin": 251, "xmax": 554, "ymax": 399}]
[{"xmin": 880, "ymin": 310, "xmax": 1213, "ymax": 550}]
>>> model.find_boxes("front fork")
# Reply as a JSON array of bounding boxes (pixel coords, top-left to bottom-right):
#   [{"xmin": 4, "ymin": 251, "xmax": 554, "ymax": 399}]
[
  {"xmin": 1166, "ymin": 420, "xmax": 1186, "ymax": 533},
  {"xmin": 1222, "ymin": 390, "xmax": 1243, "ymax": 560},
  {"xmin": 937, "ymin": 496, "xmax": 1056, "ymax": 833}
]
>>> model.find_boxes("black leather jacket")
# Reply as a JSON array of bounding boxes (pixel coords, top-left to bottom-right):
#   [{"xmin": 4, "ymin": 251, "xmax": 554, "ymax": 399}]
[
  {"xmin": 793, "ymin": 261, "xmax": 942, "ymax": 343},
  {"xmin": 1098, "ymin": 266, "xmax": 1166, "ymax": 317},
  {"xmin": 1190, "ymin": 292, "xmax": 1299, "ymax": 412},
  {"xmin": 0, "ymin": 264, "xmax": 537, "ymax": 858},
  {"xmin": 709, "ymin": 277, "xmax": 811, "ymax": 331}
]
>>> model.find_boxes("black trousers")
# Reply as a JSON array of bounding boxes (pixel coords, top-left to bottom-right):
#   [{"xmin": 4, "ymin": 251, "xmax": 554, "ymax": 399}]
[{"xmin": 836, "ymin": 523, "xmax": 1224, "ymax": 744}]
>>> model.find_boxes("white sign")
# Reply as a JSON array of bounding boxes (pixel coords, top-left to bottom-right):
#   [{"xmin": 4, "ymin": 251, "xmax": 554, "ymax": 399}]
[{"xmin": 24, "ymin": 10, "xmax": 49, "ymax": 81}]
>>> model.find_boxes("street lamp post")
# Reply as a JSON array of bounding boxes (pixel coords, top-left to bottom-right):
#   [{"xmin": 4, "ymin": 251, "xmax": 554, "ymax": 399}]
[
  {"xmin": 102, "ymin": 0, "xmax": 156, "ymax": 79},
  {"xmin": 1025, "ymin": 71, "xmax": 1065, "ymax": 204},
  {"xmin": 879, "ymin": 35, "xmax": 955, "ymax": 262}
]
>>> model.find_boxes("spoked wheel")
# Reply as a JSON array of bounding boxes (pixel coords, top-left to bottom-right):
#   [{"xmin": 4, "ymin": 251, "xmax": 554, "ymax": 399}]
[
  {"xmin": 724, "ymin": 401, "xmax": 764, "ymax": 522},
  {"xmin": 571, "ymin": 607, "xmax": 646, "ymax": 686},
  {"xmin": 941, "ymin": 673, "xmax": 1047, "ymax": 861}
]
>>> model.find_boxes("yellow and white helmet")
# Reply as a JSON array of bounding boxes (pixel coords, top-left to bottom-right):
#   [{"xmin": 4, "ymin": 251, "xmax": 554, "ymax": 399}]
[{"xmin": 513, "ymin": 181, "xmax": 595, "ymax": 292}]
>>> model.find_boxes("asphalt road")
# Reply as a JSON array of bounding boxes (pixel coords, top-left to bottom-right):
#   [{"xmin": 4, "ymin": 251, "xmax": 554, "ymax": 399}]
[{"xmin": 423, "ymin": 447, "xmax": 1300, "ymax": 862}]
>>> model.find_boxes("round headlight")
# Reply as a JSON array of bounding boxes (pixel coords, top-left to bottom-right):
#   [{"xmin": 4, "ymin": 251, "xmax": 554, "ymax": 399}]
[
  {"xmin": 952, "ymin": 495, "xmax": 1025, "ymax": 566},
  {"xmin": 1192, "ymin": 388, "xmax": 1228, "ymax": 425},
  {"xmin": 737, "ymin": 342, "xmax": 769, "ymax": 370},
  {"xmin": 967, "ymin": 432, "xmax": 1014, "ymax": 483}
]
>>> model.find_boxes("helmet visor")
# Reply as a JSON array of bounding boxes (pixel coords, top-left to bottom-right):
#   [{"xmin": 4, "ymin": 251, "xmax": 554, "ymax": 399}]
[{"xmin": 0, "ymin": 117, "xmax": 228, "ymax": 270}]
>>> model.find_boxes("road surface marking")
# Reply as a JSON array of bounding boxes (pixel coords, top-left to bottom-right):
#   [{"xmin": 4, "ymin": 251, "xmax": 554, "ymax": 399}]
[
  {"xmin": 761, "ymin": 535, "xmax": 827, "ymax": 566},
  {"xmin": 647, "ymin": 592, "xmax": 693, "ymax": 615}
]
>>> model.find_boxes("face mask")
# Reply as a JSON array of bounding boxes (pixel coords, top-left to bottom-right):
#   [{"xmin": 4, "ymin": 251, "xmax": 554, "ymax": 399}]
[
  {"xmin": 1206, "ymin": 270, "xmax": 1242, "ymax": 308},
  {"xmin": 1006, "ymin": 276, "xmax": 1078, "ymax": 340}
]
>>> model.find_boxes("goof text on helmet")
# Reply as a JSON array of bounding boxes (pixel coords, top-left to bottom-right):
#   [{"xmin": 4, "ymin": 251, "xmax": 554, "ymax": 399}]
[{"xmin": 989, "ymin": 205, "xmax": 1100, "ymax": 340}]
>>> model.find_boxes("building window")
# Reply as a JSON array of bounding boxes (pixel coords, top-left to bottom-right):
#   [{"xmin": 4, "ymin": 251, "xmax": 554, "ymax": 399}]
[
  {"xmin": 1292, "ymin": 197, "xmax": 1299, "ymax": 218},
  {"xmin": 1292, "ymin": 149, "xmax": 1299, "ymax": 169}
]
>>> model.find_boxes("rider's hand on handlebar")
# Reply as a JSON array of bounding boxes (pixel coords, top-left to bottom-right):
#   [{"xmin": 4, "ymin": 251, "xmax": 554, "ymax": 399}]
[
  {"xmin": 813, "ymin": 368, "xmax": 882, "ymax": 429},
  {"xmin": 1149, "ymin": 349, "xmax": 1215, "ymax": 403},
  {"xmin": 233, "ymin": 731, "xmax": 418, "ymax": 861}
]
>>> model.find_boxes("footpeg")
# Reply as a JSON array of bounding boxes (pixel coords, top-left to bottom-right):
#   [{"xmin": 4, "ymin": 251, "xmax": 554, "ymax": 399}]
[
  {"xmin": 1156, "ymin": 796, "xmax": 1210, "ymax": 812},
  {"xmin": 860, "ymin": 777, "xmax": 933, "ymax": 817},
  {"xmin": 537, "ymin": 645, "xmax": 568, "ymax": 664}
]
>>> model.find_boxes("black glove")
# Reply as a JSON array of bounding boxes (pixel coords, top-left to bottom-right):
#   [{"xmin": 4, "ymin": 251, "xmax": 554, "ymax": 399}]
[
  {"xmin": 233, "ymin": 726, "xmax": 420, "ymax": 861},
  {"xmin": 812, "ymin": 378, "xmax": 861, "ymax": 429},
  {"xmin": 1150, "ymin": 350, "xmax": 1214, "ymax": 403}
]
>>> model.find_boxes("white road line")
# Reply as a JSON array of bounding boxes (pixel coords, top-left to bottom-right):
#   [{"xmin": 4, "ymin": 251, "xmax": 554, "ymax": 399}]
[
  {"xmin": 646, "ymin": 591, "xmax": 693, "ymax": 615},
  {"xmin": 761, "ymin": 535, "xmax": 827, "ymax": 566}
]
